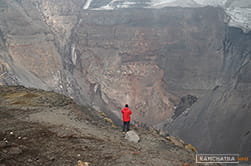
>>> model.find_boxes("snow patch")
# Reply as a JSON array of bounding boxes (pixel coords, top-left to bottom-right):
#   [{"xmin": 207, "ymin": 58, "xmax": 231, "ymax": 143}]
[
  {"xmin": 193, "ymin": 0, "xmax": 227, "ymax": 6},
  {"xmin": 150, "ymin": 0, "xmax": 199, "ymax": 8},
  {"xmin": 150, "ymin": 0, "xmax": 177, "ymax": 8},
  {"xmin": 98, "ymin": 0, "xmax": 139, "ymax": 10},
  {"xmin": 97, "ymin": 0, "xmax": 117, "ymax": 10},
  {"xmin": 226, "ymin": 7, "xmax": 251, "ymax": 32},
  {"xmin": 83, "ymin": 0, "xmax": 93, "ymax": 9},
  {"xmin": 71, "ymin": 44, "xmax": 77, "ymax": 65}
]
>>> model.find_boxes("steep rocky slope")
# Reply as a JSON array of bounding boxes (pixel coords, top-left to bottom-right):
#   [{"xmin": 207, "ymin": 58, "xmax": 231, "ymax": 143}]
[
  {"xmin": 0, "ymin": 86, "xmax": 199, "ymax": 166},
  {"xmin": 70, "ymin": 7, "xmax": 226, "ymax": 127},
  {"xmin": 165, "ymin": 27, "xmax": 251, "ymax": 157},
  {"xmin": 0, "ymin": 0, "xmax": 88, "ymax": 104}
]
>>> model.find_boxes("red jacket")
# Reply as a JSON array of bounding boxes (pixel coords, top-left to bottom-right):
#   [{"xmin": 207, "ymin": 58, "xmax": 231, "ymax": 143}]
[{"xmin": 121, "ymin": 107, "xmax": 132, "ymax": 122}]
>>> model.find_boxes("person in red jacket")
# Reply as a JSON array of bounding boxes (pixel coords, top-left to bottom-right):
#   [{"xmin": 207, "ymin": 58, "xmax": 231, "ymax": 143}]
[{"xmin": 121, "ymin": 104, "xmax": 132, "ymax": 132}]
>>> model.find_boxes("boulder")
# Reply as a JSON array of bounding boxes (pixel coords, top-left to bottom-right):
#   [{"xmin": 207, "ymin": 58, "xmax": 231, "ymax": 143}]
[{"xmin": 125, "ymin": 130, "xmax": 140, "ymax": 143}]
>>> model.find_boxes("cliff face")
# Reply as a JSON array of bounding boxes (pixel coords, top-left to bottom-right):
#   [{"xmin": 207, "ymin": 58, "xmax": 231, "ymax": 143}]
[
  {"xmin": 69, "ymin": 7, "xmax": 226, "ymax": 126},
  {"xmin": 166, "ymin": 27, "xmax": 251, "ymax": 156},
  {"xmin": 0, "ymin": 0, "xmax": 87, "ymax": 103},
  {"xmin": 0, "ymin": 0, "xmax": 251, "ymax": 156},
  {"xmin": 0, "ymin": 0, "xmax": 77, "ymax": 89}
]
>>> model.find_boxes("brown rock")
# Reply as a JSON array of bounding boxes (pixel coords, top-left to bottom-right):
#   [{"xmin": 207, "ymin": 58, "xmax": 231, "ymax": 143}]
[
  {"xmin": 185, "ymin": 144, "xmax": 197, "ymax": 153},
  {"xmin": 76, "ymin": 160, "xmax": 90, "ymax": 166}
]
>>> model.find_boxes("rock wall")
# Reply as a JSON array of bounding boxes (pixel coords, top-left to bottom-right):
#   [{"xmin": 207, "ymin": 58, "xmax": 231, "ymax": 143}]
[
  {"xmin": 0, "ymin": 0, "xmax": 86, "ymax": 99},
  {"xmin": 166, "ymin": 27, "xmax": 251, "ymax": 156}
]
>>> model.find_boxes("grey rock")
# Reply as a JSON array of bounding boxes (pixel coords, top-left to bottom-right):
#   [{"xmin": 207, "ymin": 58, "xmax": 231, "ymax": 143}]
[{"xmin": 125, "ymin": 130, "xmax": 140, "ymax": 143}]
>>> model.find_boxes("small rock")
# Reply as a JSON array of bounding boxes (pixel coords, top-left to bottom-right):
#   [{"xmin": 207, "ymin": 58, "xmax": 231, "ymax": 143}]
[
  {"xmin": 3, "ymin": 138, "xmax": 8, "ymax": 143},
  {"xmin": 125, "ymin": 130, "xmax": 140, "ymax": 143},
  {"xmin": 18, "ymin": 136, "xmax": 22, "ymax": 140},
  {"xmin": 27, "ymin": 159, "xmax": 33, "ymax": 163},
  {"xmin": 22, "ymin": 137, "xmax": 28, "ymax": 140},
  {"xmin": 77, "ymin": 160, "xmax": 90, "ymax": 166},
  {"xmin": 10, "ymin": 131, "xmax": 14, "ymax": 135},
  {"xmin": 77, "ymin": 154, "xmax": 81, "ymax": 157},
  {"xmin": 185, "ymin": 144, "xmax": 197, "ymax": 153}
]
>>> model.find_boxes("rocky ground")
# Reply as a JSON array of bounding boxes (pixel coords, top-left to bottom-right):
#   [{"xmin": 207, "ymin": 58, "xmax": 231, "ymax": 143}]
[{"xmin": 0, "ymin": 85, "xmax": 206, "ymax": 166}]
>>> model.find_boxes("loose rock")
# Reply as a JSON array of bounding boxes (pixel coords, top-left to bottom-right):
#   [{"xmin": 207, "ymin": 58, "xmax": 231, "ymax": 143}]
[
  {"xmin": 125, "ymin": 130, "xmax": 140, "ymax": 143},
  {"xmin": 76, "ymin": 160, "xmax": 90, "ymax": 166}
]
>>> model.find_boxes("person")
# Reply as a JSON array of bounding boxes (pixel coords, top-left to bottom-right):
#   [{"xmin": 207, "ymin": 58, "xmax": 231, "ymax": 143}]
[{"xmin": 121, "ymin": 104, "xmax": 132, "ymax": 132}]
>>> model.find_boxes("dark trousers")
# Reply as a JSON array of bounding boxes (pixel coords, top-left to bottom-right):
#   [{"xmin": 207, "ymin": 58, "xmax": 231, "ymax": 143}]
[{"xmin": 123, "ymin": 121, "xmax": 130, "ymax": 132}]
